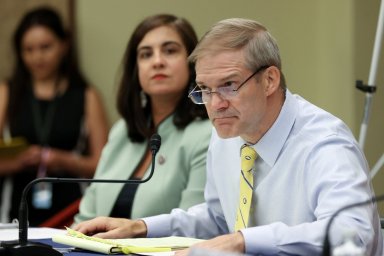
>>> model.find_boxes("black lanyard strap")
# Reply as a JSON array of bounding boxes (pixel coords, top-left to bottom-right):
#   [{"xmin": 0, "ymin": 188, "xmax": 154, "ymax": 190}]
[{"xmin": 30, "ymin": 91, "xmax": 60, "ymax": 146}]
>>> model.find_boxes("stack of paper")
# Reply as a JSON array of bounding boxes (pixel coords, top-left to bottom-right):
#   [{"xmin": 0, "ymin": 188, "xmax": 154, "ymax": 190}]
[{"xmin": 52, "ymin": 228, "xmax": 204, "ymax": 255}]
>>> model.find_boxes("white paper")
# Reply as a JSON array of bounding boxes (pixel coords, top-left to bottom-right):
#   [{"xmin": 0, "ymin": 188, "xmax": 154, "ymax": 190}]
[{"xmin": 0, "ymin": 227, "xmax": 66, "ymax": 241}]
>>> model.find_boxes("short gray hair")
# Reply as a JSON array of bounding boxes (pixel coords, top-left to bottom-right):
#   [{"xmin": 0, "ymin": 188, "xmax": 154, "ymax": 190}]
[{"xmin": 189, "ymin": 18, "xmax": 286, "ymax": 89}]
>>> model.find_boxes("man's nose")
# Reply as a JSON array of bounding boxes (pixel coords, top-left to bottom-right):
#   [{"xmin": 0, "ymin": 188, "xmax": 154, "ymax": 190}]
[{"xmin": 209, "ymin": 92, "xmax": 229, "ymax": 110}]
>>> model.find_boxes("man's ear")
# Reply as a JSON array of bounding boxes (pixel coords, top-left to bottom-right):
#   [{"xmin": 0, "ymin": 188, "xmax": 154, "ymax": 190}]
[{"xmin": 264, "ymin": 66, "xmax": 280, "ymax": 96}]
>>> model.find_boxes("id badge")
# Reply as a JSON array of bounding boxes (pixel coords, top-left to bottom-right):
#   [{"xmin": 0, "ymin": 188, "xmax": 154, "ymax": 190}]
[{"xmin": 32, "ymin": 182, "xmax": 52, "ymax": 209}]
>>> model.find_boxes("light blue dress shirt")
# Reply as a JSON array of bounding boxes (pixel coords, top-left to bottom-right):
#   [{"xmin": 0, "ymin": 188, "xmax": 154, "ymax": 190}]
[{"xmin": 143, "ymin": 90, "xmax": 383, "ymax": 255}]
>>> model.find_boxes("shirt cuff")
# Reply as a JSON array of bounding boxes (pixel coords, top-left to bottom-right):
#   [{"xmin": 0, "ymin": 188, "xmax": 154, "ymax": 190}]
[
  {"xmin": 241, "ymin": 225, "xmax": 278, "ymax": 255},
  {"xmin": 141, "ymin": 214, "xmax": 172, "ymax": 238}
]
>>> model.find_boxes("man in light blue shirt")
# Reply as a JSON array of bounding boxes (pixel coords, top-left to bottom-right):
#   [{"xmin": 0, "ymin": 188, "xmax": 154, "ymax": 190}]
[{"xmin": 75, "ymin": 18, "xmax": 383, "ymax": 255}]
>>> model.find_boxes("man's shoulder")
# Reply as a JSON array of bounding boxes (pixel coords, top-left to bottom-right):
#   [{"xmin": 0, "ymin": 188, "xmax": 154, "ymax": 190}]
[{"xmin": 289, "ymin": 95, "xmax": 357, "ymax": 154}]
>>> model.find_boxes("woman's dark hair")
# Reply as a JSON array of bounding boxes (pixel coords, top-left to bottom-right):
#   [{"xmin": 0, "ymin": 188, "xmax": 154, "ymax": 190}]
[
  {"xmin": 7, "ymin": 6, "xmax": 87, "ymax": 120},
  {"xmin": 117, "ymin": 14, "xmax": 207, "ymax": 142}
]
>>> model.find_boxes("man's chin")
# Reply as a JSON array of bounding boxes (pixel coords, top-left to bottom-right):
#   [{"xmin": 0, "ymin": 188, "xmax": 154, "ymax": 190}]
[{"xmin": 212, "ymin": 118, "xmax": 239, "ymax": 138}]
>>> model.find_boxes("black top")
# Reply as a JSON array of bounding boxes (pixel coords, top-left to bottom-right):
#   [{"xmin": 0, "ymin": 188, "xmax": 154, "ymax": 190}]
[
  {"xmin": 109, "ymin": 178, "xmax": 140, "ymax": 218},
  {"xmin": 8, "ymin": 84, "xmax": 86, "ymax": 226}
]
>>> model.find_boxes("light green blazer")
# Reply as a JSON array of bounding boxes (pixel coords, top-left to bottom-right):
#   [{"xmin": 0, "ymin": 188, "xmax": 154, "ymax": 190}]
[{"xmin": 74, "ymin": 115, "xmax": 211, "ymax": 223}]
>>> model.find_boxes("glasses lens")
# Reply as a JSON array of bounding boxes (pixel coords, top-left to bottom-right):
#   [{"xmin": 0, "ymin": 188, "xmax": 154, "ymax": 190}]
[
  {"xmin": 189, "ymin": 91, "xmax": 205, "ymax": 104},
  {"xmin": 218, "ymin": 86, "xmax": 236, "ymax": 99}
]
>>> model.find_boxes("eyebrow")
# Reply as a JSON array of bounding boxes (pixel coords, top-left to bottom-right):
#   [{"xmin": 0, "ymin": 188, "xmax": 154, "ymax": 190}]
[
  {"xmin": 196, "ymin": 72, "xmax": 241, "ymax": 88},
  {"xmin": 137, "ymin": 41, "xmax": 182, "ymax": 52}
]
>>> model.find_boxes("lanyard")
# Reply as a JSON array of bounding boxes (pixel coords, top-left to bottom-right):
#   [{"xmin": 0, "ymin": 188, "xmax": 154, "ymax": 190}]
[
  {"xmin": 29, "ymin": 84, "xmax": 61, "ymax": 209},
  {"xmin": 30, "ymin": 87, "xmax": 60, "ymax": 146}
]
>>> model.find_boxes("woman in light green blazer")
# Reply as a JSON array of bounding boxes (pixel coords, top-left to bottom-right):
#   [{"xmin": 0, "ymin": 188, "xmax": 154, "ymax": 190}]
[{"xmin": 74, "ymin": 14, "xmax": 210, "ymax": 223}]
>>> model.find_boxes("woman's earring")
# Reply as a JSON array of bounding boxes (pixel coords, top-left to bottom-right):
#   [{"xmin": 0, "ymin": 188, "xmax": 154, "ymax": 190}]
[{"xmin": 140, "ymin": 90, "xmax": 147, "ymax": 107}]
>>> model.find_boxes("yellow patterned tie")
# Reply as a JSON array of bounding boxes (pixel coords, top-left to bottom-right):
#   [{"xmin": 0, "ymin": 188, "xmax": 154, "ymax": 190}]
[{"xmin": 234, "ymin": 144, "xmax": 257, "ymax": 231}]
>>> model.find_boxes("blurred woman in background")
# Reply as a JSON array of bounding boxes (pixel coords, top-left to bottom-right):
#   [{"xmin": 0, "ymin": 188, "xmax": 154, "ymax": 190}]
[{"xmin": 0, "ymin": 6, "xmax": 109, "ymax": 226}]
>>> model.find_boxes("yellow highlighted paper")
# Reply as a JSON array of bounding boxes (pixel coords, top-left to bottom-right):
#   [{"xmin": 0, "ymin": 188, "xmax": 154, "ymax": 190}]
[{"xmin": 51, "ymin": 227, "xmax": 204, "ymax": 254}]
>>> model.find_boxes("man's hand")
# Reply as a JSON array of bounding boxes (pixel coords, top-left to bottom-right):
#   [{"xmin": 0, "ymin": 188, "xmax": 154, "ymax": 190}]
[
  {"xmin": 73, "ymin": 216, "xmax": 147, "ymax": 239},
  {"xmin": 175, "ymin": 232, "xmax": 245, "ymax": 256}
]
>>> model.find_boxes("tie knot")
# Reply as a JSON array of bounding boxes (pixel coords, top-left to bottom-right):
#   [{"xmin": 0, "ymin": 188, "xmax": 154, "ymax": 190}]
[{"xmin": 241, "ymin": 145, "xmax": 257, "ymax": 172}]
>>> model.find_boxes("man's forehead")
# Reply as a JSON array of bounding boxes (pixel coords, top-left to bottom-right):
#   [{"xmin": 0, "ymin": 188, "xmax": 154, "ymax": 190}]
[
  {"xmin": 196, "ymin": 50, "xmax": 244, "ymax": 69},
  {"xmin": 195, "ymin": 52, "xmax": 246, "ymax": 83}
]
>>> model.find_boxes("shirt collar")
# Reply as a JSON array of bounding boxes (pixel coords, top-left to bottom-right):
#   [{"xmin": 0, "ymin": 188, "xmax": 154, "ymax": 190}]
[{"xmin": 253, "ymin": 90, "xmax": 298, "ymax": 167}]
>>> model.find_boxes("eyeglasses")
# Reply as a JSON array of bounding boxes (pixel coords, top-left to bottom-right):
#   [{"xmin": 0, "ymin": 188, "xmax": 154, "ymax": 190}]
[{"xmin": 188, "ymin": 65, "xmax": 269, "ymax": 104}]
